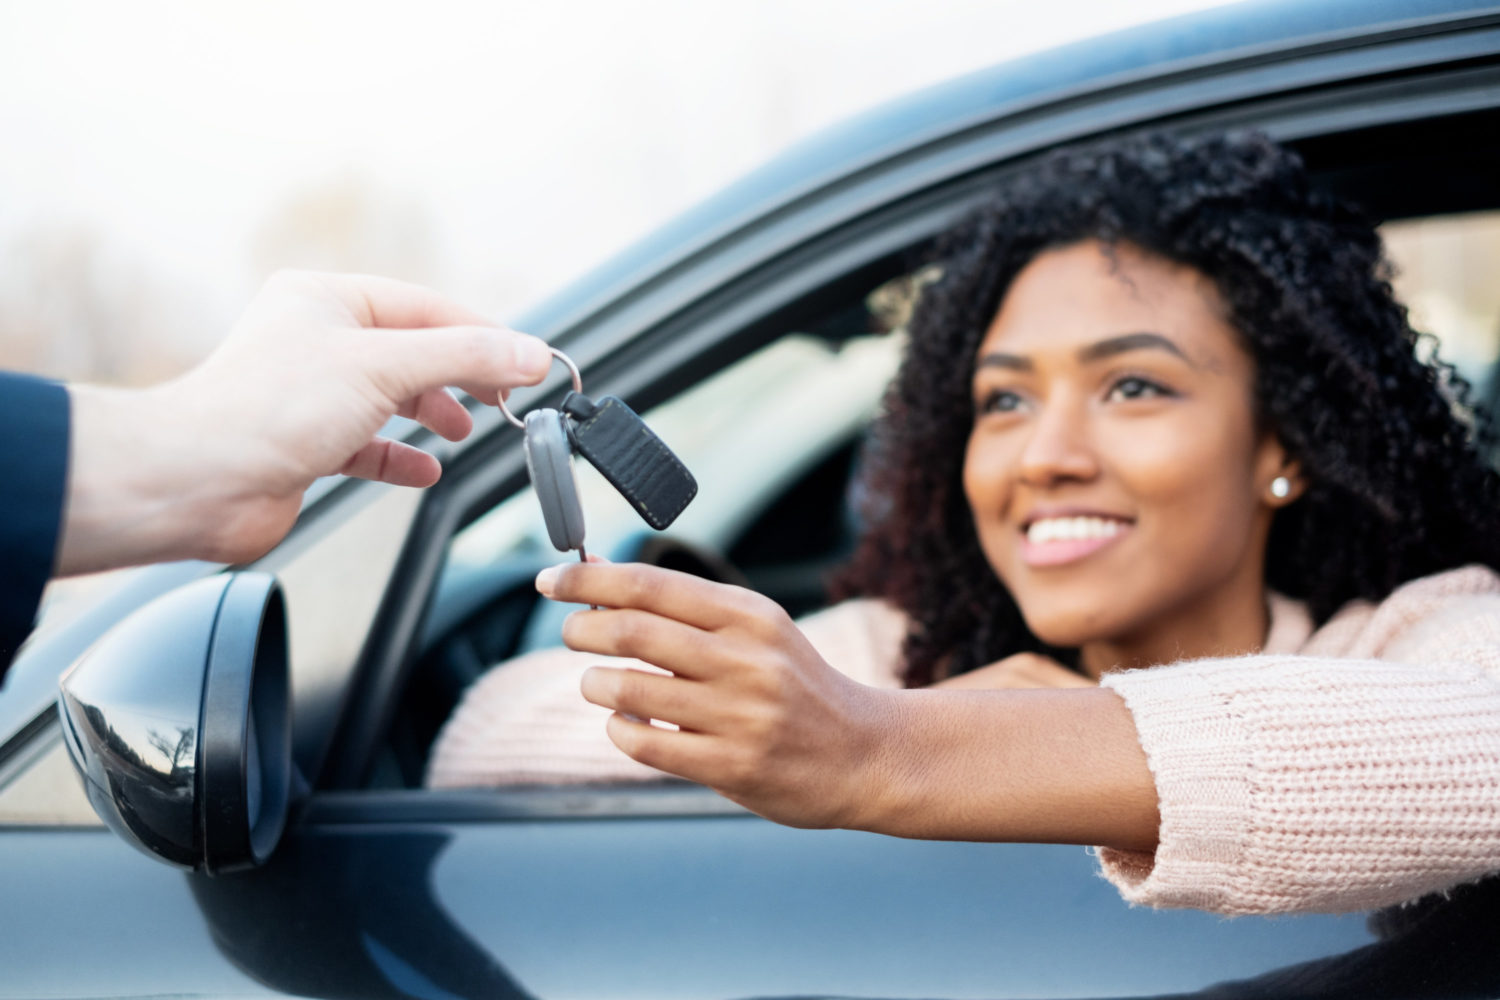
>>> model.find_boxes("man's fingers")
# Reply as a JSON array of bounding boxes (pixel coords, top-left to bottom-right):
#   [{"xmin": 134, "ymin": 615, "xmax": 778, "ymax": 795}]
[
  {"xmin": 537, "ymin": 562, "xmax": 775, "ymax": 632},
  {"xmin": 581, "ymin": 666, "xmax": 719, "ymax": 731},
  {"xmin": 563, "ymin": 609, "xmax": 720, "ymax": 678},
  {"xmin": 372, "ymin": 324, "xmax": 552, "ymax": 403},
  {"xmin": 397, "ymin": 387, "xmax": 473, "ymax": 442},
  {"xmin": 341, "ymin": 438, "xmax": 442, "ymax": 487},
  {"xmin": 456, "ymin": 384, "xmax": 502, "ymax": 407},
  {"xmin": 305, "ymin": 271, "xmax": 496, "ymax": 330}
]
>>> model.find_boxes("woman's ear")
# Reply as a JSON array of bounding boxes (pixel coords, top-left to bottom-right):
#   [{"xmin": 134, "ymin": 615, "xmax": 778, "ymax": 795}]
[{"xmin": 1254, "ymin": 434, "xmax": 1306, "ymax": 507}]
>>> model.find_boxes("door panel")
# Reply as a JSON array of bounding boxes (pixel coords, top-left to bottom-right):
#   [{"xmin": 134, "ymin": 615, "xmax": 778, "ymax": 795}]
[
  {"xmin": 131, "ymin": 811, "xmax": 1380, "ymax": 1000},
  {"xmin": 0, "ymin": 830, "xmax": 280, "ymax": 998}
]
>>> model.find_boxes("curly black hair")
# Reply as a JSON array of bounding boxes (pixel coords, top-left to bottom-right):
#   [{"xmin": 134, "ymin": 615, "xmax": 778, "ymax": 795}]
[{"xmin": 830, "ymin": 130, "xmax": 1500, "ymax": 687}]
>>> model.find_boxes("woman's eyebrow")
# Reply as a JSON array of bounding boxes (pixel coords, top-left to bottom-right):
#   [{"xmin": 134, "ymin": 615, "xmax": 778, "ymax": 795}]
[
  {"xmin": 974, "ymin": 351, "xmax": 1033, "ymax": 372},
  {"xmin": 1078, "ymin": 331, "xmax": 1196, "ymax": 367},
  {"xmin": 975, "ymin": 332, "xmax": 1197, "ymax": 373}
]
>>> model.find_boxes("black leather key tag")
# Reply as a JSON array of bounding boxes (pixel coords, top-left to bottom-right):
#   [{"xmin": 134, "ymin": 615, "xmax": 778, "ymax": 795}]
[{"xmin": 561, "ymin": 392, "xmax": 697, "ymax": 530}]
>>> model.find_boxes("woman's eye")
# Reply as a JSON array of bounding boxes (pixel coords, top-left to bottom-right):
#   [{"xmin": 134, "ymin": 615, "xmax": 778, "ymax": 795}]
[
  {"xmin": 1106, "ymin": 376, "xmax": 1172, "ymax": 402},
  {"xmin": 978, "ymin": 389, "xmax": 1025, "ymax": 414}
]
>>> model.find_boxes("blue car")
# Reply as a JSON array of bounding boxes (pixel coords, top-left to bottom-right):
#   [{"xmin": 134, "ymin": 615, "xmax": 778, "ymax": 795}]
[{"xmin": 5, "ymin": 1, "xmax": 1500, "ymax": 996}]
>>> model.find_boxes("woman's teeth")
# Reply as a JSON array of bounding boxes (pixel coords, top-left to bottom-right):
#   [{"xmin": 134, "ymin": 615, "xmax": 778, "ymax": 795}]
[{"xmin": 1025, "ymin": 517, "xmax": 1125, "ymax": 545}]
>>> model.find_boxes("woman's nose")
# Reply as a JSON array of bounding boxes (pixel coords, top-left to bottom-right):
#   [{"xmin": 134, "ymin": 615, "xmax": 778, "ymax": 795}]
[{"xmin": 1017, "ymin": 401, "xmax": 1099, "ymax": 487}]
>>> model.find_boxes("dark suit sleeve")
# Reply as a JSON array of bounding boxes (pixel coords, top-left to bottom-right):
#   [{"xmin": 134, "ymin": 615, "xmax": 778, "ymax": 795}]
[{"xmin": 0, "ymin": 372, "xmax": 69, "ymax": 679}]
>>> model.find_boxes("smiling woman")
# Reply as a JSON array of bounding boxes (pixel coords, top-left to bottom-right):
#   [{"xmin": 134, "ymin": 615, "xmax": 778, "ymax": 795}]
[
  {"xmin": 433, "ymin": 131, "xmax": 1500, "ymax": 917},
  {"xmin": 962, "ymin": 242, "xmax": 1293, "ymax": 677}
]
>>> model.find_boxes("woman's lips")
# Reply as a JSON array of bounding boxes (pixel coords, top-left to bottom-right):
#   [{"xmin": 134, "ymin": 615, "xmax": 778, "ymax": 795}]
[{"xmin": 1019, "ymin": 516, "xmax": 1133, "ymax": 567}]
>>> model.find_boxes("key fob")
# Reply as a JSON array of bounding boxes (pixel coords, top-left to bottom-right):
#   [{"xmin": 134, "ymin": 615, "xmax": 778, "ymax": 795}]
[
  {"xmin": 561, "ymin": 392, "xmax": 697, "ymax": 530},
  {"xmin": 523, "ymin": 408, "xmax": 587, "ymax": 553}
]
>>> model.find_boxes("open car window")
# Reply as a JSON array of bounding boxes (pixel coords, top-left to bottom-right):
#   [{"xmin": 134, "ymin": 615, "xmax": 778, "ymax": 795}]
[
  {"xmin": 383, "ymin": 200, "xmax": 1500, "ymax": 796},
  {"xmin": 328, "ymin": 76, "xmax": 1500, "ymax": 796},
  {"xmin": 1382, "ymin": 207, "xmax": 1500, "ymax": 436},
  {"xmin": 385, "ymin": 288, "xmax": 909, "ymax": 790}
]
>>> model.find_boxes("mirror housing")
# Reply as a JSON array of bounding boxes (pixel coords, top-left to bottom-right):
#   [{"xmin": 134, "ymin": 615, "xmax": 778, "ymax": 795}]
[{"xmin": 57, "ymin": 572, "xmax": 293, "ymax": 873}]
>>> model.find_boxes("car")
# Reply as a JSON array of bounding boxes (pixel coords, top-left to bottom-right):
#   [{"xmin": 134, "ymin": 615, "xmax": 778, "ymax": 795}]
[{"xmin": 5, "ymin": 0, "xmax": 1500, "ymax": 996}]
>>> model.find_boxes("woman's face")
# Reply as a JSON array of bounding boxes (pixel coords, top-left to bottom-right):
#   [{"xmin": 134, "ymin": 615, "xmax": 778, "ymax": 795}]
[{"xmin": 963, "ymin": 240, "xmax": 1292, "ymax": 657}]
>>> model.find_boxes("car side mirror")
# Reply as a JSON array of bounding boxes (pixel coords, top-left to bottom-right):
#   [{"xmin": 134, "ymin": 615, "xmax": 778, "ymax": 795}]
[{"xmin": 56, "ymin": 572, "xmax": 294, "ymax": 874}]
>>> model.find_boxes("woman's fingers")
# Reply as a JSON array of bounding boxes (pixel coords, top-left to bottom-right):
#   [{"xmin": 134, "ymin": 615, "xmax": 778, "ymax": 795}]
[
  {"xmin": 602, "ymin": 714, "xmax": 725, "ymax": 786},
  {"xmin": 581, "ymin": 666, "xmax": 721, "ymax": 732},
  {"xmin": 563, "ymin": 608, "xmax": 721, "ymax": 678},
  {"xmin": 538, "ymin": 562, "xmax": 777, "ymax": 632}
]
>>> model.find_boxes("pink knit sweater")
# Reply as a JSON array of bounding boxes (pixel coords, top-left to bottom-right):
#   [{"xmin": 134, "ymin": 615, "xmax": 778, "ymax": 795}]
[{"xmin": 427, "ymin": 565, "xmax": 1500, "ymax": 916}]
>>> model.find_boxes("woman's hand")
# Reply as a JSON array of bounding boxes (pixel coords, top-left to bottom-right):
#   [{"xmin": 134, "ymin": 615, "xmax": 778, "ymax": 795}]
[
  {"xmin": 537, "ymin": 561, "xmax": 895, "ymax": 829},
  {"xmin": 934, "ymin": 652, "xmax": 1095, "ymax": 690}
]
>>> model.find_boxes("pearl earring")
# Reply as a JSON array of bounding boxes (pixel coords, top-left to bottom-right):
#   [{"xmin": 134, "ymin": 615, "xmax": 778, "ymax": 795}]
[{"xmin": 1270, "ymin": 476, "xmax": 1291, "ymax": 499}]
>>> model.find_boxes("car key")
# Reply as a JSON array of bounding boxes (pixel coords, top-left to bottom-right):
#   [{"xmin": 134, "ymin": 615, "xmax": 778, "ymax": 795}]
[
  {"xmin": 498, "ymin": 346, "xmax": 696, "ymax": 566},
  {"xmin": 523, "ymin": 407, "xmax": 588, "ymax": 559},
  {"xmin": 560, "ymin": 391, "xmax": 697, "ymax": 530},
  {"xmin": 498, "ymin": 349, "xmax": 595, "ymax": 573}
]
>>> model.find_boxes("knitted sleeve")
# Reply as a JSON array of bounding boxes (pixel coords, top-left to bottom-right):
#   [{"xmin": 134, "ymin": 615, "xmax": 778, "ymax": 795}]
[
  {"xmin": 1097, "ymin": 566, "xmax": 1500, "ymax": 915},
  {"xmin": 426, "ymin": 597, "xmax": 908, "ymax": 788}
]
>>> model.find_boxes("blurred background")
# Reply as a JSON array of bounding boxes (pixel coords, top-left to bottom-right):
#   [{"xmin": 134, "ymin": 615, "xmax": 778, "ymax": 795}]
[
  {"xmin": 3, "ymin": 1, "xmax": 1496, "ymax": 397},
  {"xmin": 0, "ymin": 0, "xmax": 1248, "ymax": 386}
]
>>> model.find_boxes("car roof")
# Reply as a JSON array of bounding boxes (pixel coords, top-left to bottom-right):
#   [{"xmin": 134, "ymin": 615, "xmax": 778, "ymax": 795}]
[{"xmin": 514, "ymin": 0, "xmax": 1500, "ymax": 340}]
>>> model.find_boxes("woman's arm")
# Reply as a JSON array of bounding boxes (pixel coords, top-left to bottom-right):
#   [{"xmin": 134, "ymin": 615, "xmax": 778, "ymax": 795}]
[
  {"xmin": 933, "ymin": 652, "xmax": 1095, "ymax": 690},
  {"xmin": 539, "ymin": 560, "xmax": 1161, "ymax": 851},
  {"xmin": 856, "ymin": 686, "xmax": 1159, "ymax": 850},
  {"xmin": 1098, "ymin": 566, "xmax": 1500, "ymax": 914}
]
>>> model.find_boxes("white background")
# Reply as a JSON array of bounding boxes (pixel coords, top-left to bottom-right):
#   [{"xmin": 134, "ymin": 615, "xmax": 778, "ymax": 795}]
[{"xmin": 0, "ymin": 0, "xmax": 1231, "ymax": 383}]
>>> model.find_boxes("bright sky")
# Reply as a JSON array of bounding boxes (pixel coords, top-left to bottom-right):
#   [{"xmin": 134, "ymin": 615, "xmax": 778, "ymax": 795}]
[{"xmin": 0, "ymin": 0, "xmax": 1232, "ymax": 379}]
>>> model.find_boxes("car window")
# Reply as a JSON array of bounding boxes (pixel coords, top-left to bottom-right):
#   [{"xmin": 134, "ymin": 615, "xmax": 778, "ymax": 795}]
[
  {"xmin": 379, "ymin": 280, "xmax": 915, "ymax": 789},
  {"xmin": 398, "ymin": 206, "xmax": 1500, "ymax": 793},
  {"xmin": 439, "ymin": 267, "xmax": 937, "ymax": 614},
  {"xmin": 0, "ymin": 727, "xmax": 101, "ymax": 826},
  {"xmin": 1381, "ymin": 208, "xmax": 1500, "ymax": 438},
  {"xmin": 255, "ymin": 482, "xmax": 425, "ymax": 777}
]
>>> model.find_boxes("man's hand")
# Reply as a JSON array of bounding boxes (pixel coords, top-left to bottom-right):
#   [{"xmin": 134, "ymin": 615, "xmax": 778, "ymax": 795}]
[
  {"xmin": 59, "ymin": 271, "xmax": 552, "ymax": 573},
  {"xmin": 933, "ymin": 652, "xmax": 1095, "ymax": 690}
]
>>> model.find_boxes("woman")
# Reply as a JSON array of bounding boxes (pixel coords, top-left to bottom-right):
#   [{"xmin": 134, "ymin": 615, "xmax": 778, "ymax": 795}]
[{"xmin": 430, "ymin": 131, "xmax": 1500, "ymax": 916}]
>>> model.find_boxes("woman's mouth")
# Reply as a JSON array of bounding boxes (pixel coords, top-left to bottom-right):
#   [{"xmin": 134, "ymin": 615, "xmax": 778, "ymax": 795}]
[{"xmin": 1020, "ymin": 515, "xmax": 1132, "ymax": 567}]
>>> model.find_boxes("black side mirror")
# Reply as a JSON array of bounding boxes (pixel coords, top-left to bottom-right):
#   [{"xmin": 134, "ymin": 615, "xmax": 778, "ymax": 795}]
[{"xmin": 56, "ymin": 572, "xmax": 293, "ymax": 873}]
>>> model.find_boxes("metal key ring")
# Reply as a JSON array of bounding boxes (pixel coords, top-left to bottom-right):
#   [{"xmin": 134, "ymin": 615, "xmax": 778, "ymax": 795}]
[{"xmin": 496, "ymin": 347, "xmax": 584, "ymax": 429}]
